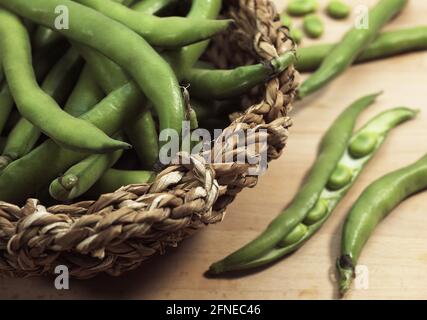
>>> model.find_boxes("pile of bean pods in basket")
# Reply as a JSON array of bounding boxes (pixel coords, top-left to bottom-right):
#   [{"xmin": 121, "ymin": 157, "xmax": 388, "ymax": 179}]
[
  {"xmin": 0, "ymin": 0, "xmax": 426, "ymax": 296},
  {"xmin": 207, "ymin": 0, "xmax": 427, "ymax": 297},
  {"xmin": 0, "ymin": 0, "xmax": 298, "ymax": 204}
]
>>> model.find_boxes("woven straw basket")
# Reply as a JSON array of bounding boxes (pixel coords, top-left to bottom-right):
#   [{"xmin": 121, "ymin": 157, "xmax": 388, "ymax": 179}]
[{"xmin": 0, "ymin": 0, "xmax": 298, "ymax": 278}]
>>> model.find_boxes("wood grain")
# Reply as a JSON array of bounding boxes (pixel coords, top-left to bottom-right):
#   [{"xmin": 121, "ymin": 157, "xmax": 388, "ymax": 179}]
[{"xmin": 1, "ymin": 0, "xmax": 427, "ymax": 300}]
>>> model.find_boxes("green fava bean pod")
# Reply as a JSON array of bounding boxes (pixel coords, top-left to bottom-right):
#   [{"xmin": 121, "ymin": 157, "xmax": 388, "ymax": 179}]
[
  {"xmin": 208, "ymin": 93, "xmax": 379, "ymax": 274},
  {"xmin": 287, "ymin": 0, "xmax": 318, "ymax": 17},
  {"xmin": 0, "ymin": 83, "xmax": 142, "ymax": 204},
  {"xmin": 131, "ymin": 0, "xmax": 178, "ymax": 15},
  {"xmin": 326, "ymin": 0, "xmax": 351, "ymax": 19},
  {"xmin": 0, "ymin": 0, "xmax": 185, "ymax": 139},
  {"xmin": 126, "ymin": 108, "xmax": 159, "ymax": 169},
  {"xmin": 49, "ymin": 141, "xmax": 124, "ymax": 201},
  {"xmin": 86, "ymin": 169, "xmax": 155, "ymax": 197},
  {"xmin": 63, "ymin": 65, "xmax": 105, "ymax": 117},
  {"xmin": 235, "ymin": 107, "xmax": 417, "ymax": 271},
  {"xmin": 296, "ymin": 27, "xmax": 427, "ymax": 73},
  {"xmin": 74, "ymin": 0, "xmax": 231, "ymax": 48},
  {"xmin": 337, "ymin": 153, "xmax": 427, "ymax": 296},
  {"xmin": 208, "ymin": 100, "xmax": 417, "ymax": 274},
  {"xmin": 0, "ymin": 48, "xmax": 84, "ymax": 170},
  {"xmin": 32, "ymin": 0, "xmax": 135, "ymax": 50},
  {"xmin": 184, "ymin": 52, "xmax": 296, "ymax": 99},
  {"xmin": 0, "ymin": 43, "xmax": 67, "ymax": 137},
  {"xmin": 298, "ymin": 0, "xmax": 408, "ymax": 98},
  {"xmin": 166, "ymin": 0, "xmax": 223, "ymax": 78},
  {"xmin": 0, "ymin": 9, "xmax": 129, "ymax": 153},
  {"xmin": 303, "ymin": 14, "xmax": 324, "ymax": 39},
  {"xmin": 0, "ymin": 82, "xmax": 14, "ymax": 136}
]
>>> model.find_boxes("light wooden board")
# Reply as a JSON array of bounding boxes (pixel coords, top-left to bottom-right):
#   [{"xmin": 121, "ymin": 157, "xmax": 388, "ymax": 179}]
[{"xmin": 1, "ymin": 0, "xmax": 427, "ymax": 300}]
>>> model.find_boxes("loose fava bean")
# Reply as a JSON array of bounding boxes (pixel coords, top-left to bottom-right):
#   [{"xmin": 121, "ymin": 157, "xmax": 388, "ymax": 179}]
[
  {"xmin": 337, "ymin": 153, "xmax": 427, "ymax": 296},
  {"xmin": 0, "ymin": 9, "xmax": 129, "ymax": 153},
  {"xmin": 303, "ymin": 199, "xmax": 329, "ymax": 225},
  {"xmin": 327, "ymin": 164, "xmax": 353, "ymax": 191},
  {"xmin": 348, "ymin": 132, "xmax": 378, "ymax": 159},
  {"xmin": 279, "ymin": 224, "xmax": 308, "ymax": 247},
  {"xmin": 326, "ymin": 0, "xmax": 351, "ymax": 20},
  {"xmin": 303, "ymin": 14, "xmax": 324, "ymax": 39},
  {"xmin": 290, "ymin": 28, "xmax": 304, "ymax": 45},
  {"xmin": 280, "ymin": 13, "xmax": 293, "ymax": 28},
  {"xmin": 287, "ymin": 0, "xmax": 318, "ymax": 17},
  {"xmin": 298, "ymin": 0, "xmax": 408, "ymax": 98},
  {"xmin": 208, "ymin": 100, "xmax": 418, "ymax": 274},
  {"xmin": 297, "ymin": 27, "xmax": 427, "ymax": 73},
  {"xmin": 208, "ymin": 93, "xmax": 379, "ymax": 275},
  {"xmin": 1, "ymin": 0, "xmax": 185, "ymax": 141},
  {"xmin": 74, "ymin": 0, "xmax": 232, "ymax": 48}
]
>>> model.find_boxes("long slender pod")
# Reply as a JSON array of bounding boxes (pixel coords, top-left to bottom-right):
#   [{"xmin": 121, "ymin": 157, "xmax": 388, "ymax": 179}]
[
  {"xmin": 298, "ymin": 0, "xmax": 408, "ymax": 97},
  {"xmin": 0, "ymin": 0, "xmax": 185, "ymax": 137},
  {"xmin": 74, "ymin": 0, "xmax": 231, "ymax": 47},
  {"xmin": 185, "ymin": 52, "xmax": 296, "ymax": 99},
  {"xmin": 209, "ymin": 93, "xmax": 380, "ymax": 273},
  {"xmin": 86, "ymin": 169, "xmax": 155, "ymax": 197},
  {"xmin": 337, "ymin": 153, "xmax": 427, "ymax": 296},
  {"xmin": 131, "ymin": 0, "xmax": 177, "ymax": 15},
  {"xmin": 32, "ymin": 0, "xmax": 135, "ymax": 50},
  {"xmin": 0, "ymin": 83, "xmax": 141, "ymax": 204},
  {"xmin": 49, "ymin": 139, "xmax": 124, "ymax": 201},
  {"xmin": 0, "ymin": 9, "xmax": 128, "ymax": 152},
  {"xmin": 210, "ymin": 107, "xmax": 417, "ymax": 272},
  {"xmin": 63, "ymin": 65, "xmax": 105, "ymax": 117},
  {"xmin": 297, "ymin": 27, "xmax": 427, "ymax": 72},
  {"xmin": 0, "ymin": 48, "xmax": 84, "ymax": 169}
]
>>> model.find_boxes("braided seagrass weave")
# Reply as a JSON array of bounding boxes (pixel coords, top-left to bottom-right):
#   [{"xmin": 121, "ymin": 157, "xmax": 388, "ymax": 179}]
[{"xmin": 0, "ymin": 0, "xmax": 298, "ymax": 278}]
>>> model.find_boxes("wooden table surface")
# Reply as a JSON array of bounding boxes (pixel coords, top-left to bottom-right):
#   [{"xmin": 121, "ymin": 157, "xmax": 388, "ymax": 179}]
[{"xmin": 1, "ymin": 0, "xmax": 427, "ymax": 300}]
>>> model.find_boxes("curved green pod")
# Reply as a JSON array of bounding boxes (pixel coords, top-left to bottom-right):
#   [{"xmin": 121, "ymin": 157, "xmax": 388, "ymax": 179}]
[
  {"xmin": 185, "ymin": 52, "xmax": 296, "ymax": 99},
  {"xmin": 296, "ymin": 27, "xmax": 427, "ymax": 72},
  {"xmin": 337, "ymin": 152, "xmax": 427, "ymax": 296},
  {"xmin": 86, "ymin": 169, "xmax": 155, "ymax": 197},
  {"xmin": 208, "ymin": 93, "xmax": 380, "ymax": 274},
  {"xmin": 0, "ymin": 9, "xmax": 129, "ymax": 153},
  {"xmin": 75, "ymin": 0, "xmax": 231, "ymax": 48},
  {"xmin": 298, "ymin": 0, "xmax": 408, "ymax": 98},
  {"xmin": 210, "ymin": 106, "xmax": 417, "ymax": 273}
]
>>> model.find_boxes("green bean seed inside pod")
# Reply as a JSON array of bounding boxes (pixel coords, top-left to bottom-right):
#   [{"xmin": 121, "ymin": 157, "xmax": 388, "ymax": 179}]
[
  {"xmin": 287, "ymin": 0, "xmax": 318, "ymax": 16},
  {"xmin": 279, "ymin": 223, "xmax": 308, "ymax": 247},
  {"xmin": 327, "ymin": 164, "xmax": 353, "ymax": 190},
  {"xmin": 303, "ymin": 14, "xmax": 324, "ymax": 39},
  {"xmin": 303, "ymin": 198, "xmax": 329, "ymax": 225},
  {"xmin": 348, "ymin": 132, "xmax": 379, "ymax": 159},
  {"xmin": 326, "ymin": 0, "xmax": 351, "ymax": 19}
]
